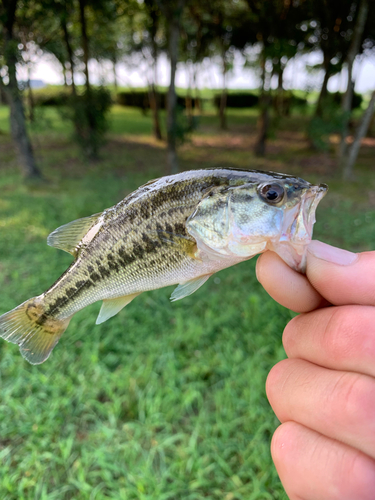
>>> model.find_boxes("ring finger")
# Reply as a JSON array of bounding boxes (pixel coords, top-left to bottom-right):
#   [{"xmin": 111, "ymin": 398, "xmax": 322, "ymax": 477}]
[{"xmin": 266, "ymin": 358, "xmax": 375, "ymax": 460}]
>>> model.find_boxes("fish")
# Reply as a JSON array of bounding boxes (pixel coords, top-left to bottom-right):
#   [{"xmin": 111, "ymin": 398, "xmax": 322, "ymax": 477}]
[{"xmin": 0, "ymin": 168, "xmax": 327, "ymax": 365}]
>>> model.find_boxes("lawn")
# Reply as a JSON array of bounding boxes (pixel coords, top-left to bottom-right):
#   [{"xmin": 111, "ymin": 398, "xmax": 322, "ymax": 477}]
[{"xmin": 0, "ymin": 102, "xmax": 374, "ymax": 499}]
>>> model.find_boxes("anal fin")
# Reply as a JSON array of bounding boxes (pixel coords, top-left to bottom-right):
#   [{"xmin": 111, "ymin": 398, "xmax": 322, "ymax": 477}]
[
  {"xmin": 96, "ymin": 293, "xmax": 140, "ymax": 325},
  {"xmin": 170, "ymin": 275, "xmax": 212, "ymax": 302}
]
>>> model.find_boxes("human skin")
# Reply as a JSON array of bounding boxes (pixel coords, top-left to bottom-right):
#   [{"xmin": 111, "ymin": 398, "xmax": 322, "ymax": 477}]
[{"xmin": 256, "ymin": 240, "xmax": 375, "ymax": 500}]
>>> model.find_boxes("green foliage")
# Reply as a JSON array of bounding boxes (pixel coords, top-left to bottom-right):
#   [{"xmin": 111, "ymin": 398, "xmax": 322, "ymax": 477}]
[
  {"xmin": 116, "ymin": 90, "xmax": 151, "ymax": 110},
  {"xmin": 31, "ymin": 87, "xmax": 72, "ymax": 107},
  {"xmin": 65, "ymin": 87, "xmax": 112, "ymax": 159},
  {"xmin": 331, "ymin": 91, "xmax": 363, "ymax": 110},
  {"xmin": 308, "ymin": 98, "xmax": 348, "ymax": 151}
]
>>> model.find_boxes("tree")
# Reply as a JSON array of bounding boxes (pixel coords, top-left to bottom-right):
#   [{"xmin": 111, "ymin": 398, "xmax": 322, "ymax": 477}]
[
  {"xmin": 343, "ymin": 90, "xmax": 375, "ymax": 179},
  {"xmin": 156, "ymin": 0, "xmax": 186, "ymax": 174},
  {"xmin": 338, "ymin": 0, "xmax": 369, "ymax": 168},
  {"xmin": 245, "ymin": 0, "xmax": 309, "ymax": 156},
  {"xmin": 0, "ymin": 0, "xmax": 42, "ymax": 179},
  {"xmin": 126, "ymin": 0, "xmax": 165, "ymax": 140},
  {"xmin": 303, "ymin": 0, "xmax": 358, "ymax": 118}
]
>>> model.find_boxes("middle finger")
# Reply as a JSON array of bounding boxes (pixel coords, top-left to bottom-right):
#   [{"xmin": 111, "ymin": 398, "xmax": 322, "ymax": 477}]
[{"xmin": 283, "ymin": 305, "xmax": 375, "ymax": 379}]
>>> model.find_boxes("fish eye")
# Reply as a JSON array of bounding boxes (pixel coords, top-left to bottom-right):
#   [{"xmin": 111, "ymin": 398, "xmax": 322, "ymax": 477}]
[{"xmin": 258, "ymin": 183, "xmax": 285, "ymax": 204}]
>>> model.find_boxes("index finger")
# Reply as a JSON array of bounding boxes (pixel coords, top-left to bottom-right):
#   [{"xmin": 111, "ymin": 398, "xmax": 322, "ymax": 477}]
[{"xmin": 256, "ymin": 251, "xmax": 327, "ymax": 313}]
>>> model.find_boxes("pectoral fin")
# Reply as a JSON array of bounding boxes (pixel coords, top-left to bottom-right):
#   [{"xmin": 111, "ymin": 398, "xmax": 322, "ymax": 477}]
[
  {"xmin": 148, "ymin": 230, "xmax": 199, "ymax": 259},
  {"xmin": 96, "ymin": 293, "xmax": 140, "ymax": 325},
  {"xmin": 47, "ymin": 212, "xmax": 103, "ymax": 257},
  {"xmin": 170, "ymin": 274, "xmax": 212, "ymax": 302}
]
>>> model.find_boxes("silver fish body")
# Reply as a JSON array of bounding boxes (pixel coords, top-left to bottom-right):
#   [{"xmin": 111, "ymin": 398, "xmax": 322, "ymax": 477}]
[{"xmin": 0, "ymin": 168, "xmax": 327, "ymax": 364}]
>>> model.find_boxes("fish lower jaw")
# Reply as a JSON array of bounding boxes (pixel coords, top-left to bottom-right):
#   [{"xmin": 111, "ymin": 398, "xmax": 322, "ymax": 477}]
[{"xmin": 266, "ymin": 239, "xmax": 309, "ymax": 273}]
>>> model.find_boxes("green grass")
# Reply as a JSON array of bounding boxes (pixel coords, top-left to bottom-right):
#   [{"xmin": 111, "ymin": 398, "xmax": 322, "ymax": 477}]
[{"xmin": 0, "ymin": 103, "xmax": 375, "ymax": 499}]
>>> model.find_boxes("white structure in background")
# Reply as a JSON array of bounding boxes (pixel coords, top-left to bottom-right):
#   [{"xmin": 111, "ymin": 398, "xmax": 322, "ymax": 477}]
[{"xmin": 15, "ymin": 49, "xmax": 375, "ymax": 95}]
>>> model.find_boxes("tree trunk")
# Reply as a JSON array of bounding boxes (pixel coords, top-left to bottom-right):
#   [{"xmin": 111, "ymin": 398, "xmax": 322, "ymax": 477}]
[
  {"xmin": 315, "ymin": 58, "xmax": 331, "ymax": 118},
  {"xmin": 166, "ymin": 11, "xmax": 180, "ymax": 173},
  {"xmin": 62, "ymin": 63, "xmax": 68, "ymax": 87},
  {"xmin": 343, "ymin": 90, "xmax": 375, "ymax": 180},
  {"xmin": 149, "ymin": 83, "xmax": 163, "ymax": 140},
  {"xmin": 2, "ymin": 0, "xmax": 41, "ymax": 179},
  {"xmin": 338, "ymin": 0, "xmax": 369, "ymax": 166},
  {"xmin": 185, "ymin": 62, "xmax": 194, "ymax": 129},
  {"xmin": 149, "ymin": 41, "xmax": 162, "ymax": 141},
  {"xmin": 156, "ymin": 0, "xmax": 185, "ymax": 173},
  {"xmin": 254, "ymin": 96, "xmax": 270, "ymax": 156},
  {"xmin": 112, "ymin": 59, "xmax": 118, "ymax": 93},
  {"xmin": 61, "ymin": 16, "xmax": 76, "ymax": 96},
  {"xmin": 193, "ymin": 64, "xmax": 202, "ymax": 115},
  {"xmin": 78, "ymin": 0, "xmax": 90, "ymax": 93},
  {"xmin": 26, "ymin": 66, "xmax": 35, "ymax": 122},
  {"xmin": 219, "ymin": 48, "xmax": 227, "ymax": 130},
  {"xmin": 254, "ymin": 45, "xmax": 270, "ymax": 156},
  {"xmin": 275, "ymin": 65, "xmax": 285, "ymax": 117}
]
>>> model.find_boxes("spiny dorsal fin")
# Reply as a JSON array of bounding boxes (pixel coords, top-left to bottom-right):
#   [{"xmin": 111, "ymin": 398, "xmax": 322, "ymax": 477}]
[
  {"xmin": 47, "ymin": 212, "xmax": 102, "ymax": 257},
  {"xmin": 96, "ymin": 293, "xmax": 141, "ymax": 325},
  {"xmin": 170, "ymin": 274, "xmax": 212, "ymax": 302}
]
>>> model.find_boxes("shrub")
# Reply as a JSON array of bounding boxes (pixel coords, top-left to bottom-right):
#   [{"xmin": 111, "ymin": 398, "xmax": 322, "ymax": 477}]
[
  {"xmin": 116, "ymin": 91, "xmax": 196, "ymax": 111},
  {"xmin": 65, "ymin": 87, "xmax": 112, "ymax": 159},
  {"xmin": 214, "ymin": 93, "xmax": 259, "ymax": 109},
  {"xmin": 272, "ymin": 91, "xmax": 308, "ymax": 116},
  {"xmin": 32, "ymin": 87, "xmax": 72, "ymax": 106},
  {"xmin": 330, "ymin": 91, "xmax": 363, "ymax": 110}
]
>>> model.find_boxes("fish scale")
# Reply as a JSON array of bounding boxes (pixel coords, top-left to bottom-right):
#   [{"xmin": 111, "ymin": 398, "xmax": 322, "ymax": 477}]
[{"xmin": 0, "ymin": 168, "xmax": 327, "ymax": 364}]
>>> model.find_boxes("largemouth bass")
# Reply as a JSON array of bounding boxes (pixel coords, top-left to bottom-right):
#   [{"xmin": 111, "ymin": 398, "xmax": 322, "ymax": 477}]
[{"xmin": 0, "ymin": 169, "xmax": 327, "ymax": 364}]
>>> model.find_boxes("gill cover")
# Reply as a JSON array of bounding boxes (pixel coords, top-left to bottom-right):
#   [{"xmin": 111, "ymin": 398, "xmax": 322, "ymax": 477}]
[{"xmin": 186, "ymin": 184, "xmax": 282, "ymax": 259}]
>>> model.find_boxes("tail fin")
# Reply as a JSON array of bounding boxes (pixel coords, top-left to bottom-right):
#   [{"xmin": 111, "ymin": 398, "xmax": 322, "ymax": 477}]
[{"xmin": 0, "ymin": 296, "xmax": 71, "ymax": 364}]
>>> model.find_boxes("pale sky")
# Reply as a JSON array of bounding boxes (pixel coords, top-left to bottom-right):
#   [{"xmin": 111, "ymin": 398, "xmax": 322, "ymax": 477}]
[{"xmin": 19, "ymin": 49, "xmax": 375, "ymax": 94}]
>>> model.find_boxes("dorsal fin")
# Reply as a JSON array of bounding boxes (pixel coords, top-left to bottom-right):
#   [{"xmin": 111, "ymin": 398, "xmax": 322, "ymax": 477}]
[{"xmin": 47, "ymin": 213, "xmax": 102, "ymax": 257}]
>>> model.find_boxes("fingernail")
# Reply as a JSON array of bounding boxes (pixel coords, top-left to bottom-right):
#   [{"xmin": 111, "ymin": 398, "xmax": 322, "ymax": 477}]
[{"xmin": 308, "ymin": 240, "xmax": 358, "ymax": 265}]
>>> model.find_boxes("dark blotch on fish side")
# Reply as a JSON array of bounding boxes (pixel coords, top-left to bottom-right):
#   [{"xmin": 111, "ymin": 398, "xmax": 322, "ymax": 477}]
[
  {"xmin": 98, "ymin": 265, "xmax": 111, "ymax": 279},
  {"xmin": 128, "ymin": 209, "xmax": 138, "ymax": 223},
  {"xmin": 142, "ymin": 233, "xmax": 159, "ymax": 254},
  {"xmin": 133, "ymin": 243, "xmax": 145, "ymax": 259},
  {"xmin": 118, "ymin": 246, "xmax": 137, "ymax": 267},
  {"xmin": 140, "ymin": 201, "xmax": 151, "ymax": 219},
  {"xmin": 47, "ymin": 296, "xmax": 69, "ymax": 315},
  {"xmin": 90, "ymin": 272, "xmax": 101, "ymax": 283},
  {"xmin": 36, "ymin": 313, "xmax": 48, "ymax": 326},
  {"xmin": 174, "ymin": 223, "xmax": 187, "ymax": 236},
  {"xmin": 65, "ymin": 287, "xmax": 77, "ymax": 299},
  {"xmin": 108, "ymin": 260, "xmax": 120, "ymax": 272}
]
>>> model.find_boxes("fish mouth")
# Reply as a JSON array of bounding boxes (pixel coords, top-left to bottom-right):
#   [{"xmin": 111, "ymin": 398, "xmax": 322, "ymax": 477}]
[{"xmin": 268, "ymin": 183, "xmax": 328, "ymax": 273}]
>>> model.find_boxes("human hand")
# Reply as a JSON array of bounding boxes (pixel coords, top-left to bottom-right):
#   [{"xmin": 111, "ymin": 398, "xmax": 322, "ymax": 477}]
[{"xmin": 256, "ymin": 240, "xmax": 375, "ymax": 500}]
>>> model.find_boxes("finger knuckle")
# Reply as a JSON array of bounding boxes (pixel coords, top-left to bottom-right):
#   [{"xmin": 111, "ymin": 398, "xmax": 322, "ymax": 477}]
[
  {"xmin": 340, "ymin": 449, "xmax": 375, "ymax": 499},
  {"xmin": 322, "ymin": 306, "xmax": 368, "ymax": 362},
  {"xmin": 334, "ymin": 372, "xmax": 375, "ymax": 429},
  {"xmin": 282, "ymin": 314, "xmax": 308, "ymax": 353}
]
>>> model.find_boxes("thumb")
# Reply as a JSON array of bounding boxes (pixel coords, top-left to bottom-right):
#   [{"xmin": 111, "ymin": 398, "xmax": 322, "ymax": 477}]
[{"xmin": 306, "ymin": 240, "xmax": 374, "ymax": 306}]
